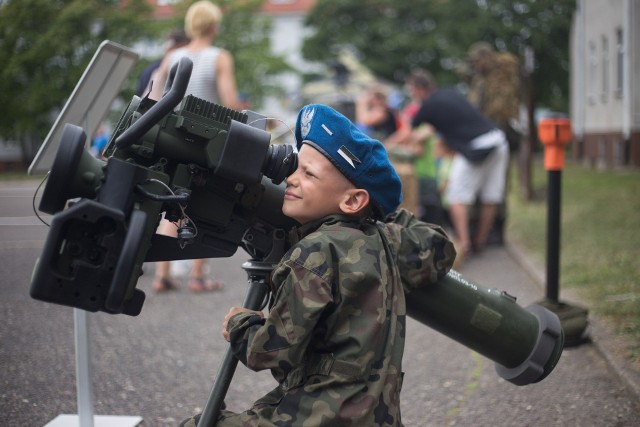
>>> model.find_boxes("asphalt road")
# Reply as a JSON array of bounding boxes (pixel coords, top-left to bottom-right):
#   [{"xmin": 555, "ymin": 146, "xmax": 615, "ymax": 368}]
[{"xmin": 1, "ymin": 179, "xmax": 639, "ymax": 426}]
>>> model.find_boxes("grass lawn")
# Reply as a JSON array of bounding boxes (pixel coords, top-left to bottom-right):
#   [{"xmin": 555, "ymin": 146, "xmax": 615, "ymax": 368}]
[{"xmin": 507, "ymin": 159, "xmax": 640, "ymax": 368}]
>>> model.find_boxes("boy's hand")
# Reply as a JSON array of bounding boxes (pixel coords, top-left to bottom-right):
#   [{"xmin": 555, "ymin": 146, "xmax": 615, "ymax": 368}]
[{"xmin": 222, "ymin": 307, "xmax": 264, "ymax": 342}]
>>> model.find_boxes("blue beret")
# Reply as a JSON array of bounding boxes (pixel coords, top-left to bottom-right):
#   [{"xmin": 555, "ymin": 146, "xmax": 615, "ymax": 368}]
[{"xmin": 294, "ymin": 104, "xmax": 402, "ymax": 218}]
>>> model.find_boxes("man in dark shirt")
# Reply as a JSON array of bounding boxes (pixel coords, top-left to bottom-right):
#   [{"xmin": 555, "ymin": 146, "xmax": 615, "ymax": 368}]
[{"xmin": 411, "ymin": 72, "xmax": 509, "ymax": 256}]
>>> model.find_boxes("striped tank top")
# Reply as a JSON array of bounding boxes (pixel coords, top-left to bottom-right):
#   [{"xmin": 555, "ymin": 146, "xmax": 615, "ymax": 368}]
[{"xmin": 168, "ymin": 46, "xmax": 221, "ymax": 104}]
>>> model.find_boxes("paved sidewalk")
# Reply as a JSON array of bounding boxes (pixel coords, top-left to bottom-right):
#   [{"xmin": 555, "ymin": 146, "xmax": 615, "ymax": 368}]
[{"xmin": 505, "ymin": 241, "xmax": 640, "ymax": 403}]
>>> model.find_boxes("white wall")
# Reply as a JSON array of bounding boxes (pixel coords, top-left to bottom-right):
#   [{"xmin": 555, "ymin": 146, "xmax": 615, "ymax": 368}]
[
  {"xmin": 572, "ymin": 0, "xmax": 640, "ymax": 134},
  {"xmin": 262, "ymin": 11, "xmax": 323, "ymax": 119}
]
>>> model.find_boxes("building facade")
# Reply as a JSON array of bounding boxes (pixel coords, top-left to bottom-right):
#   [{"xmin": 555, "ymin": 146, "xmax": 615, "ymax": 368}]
[
  {"xmin": 258, "ymin": 0, "xmax": 321, "ymax": 117},
  {"xmin": 570, "ymin": 0, "xmax": 640, "ymax": 168}
]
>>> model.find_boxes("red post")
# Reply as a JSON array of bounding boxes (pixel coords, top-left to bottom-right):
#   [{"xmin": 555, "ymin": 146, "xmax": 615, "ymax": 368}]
[
  {"xmin": 538, "ymin": 118, "xmax": 571, "ymax": 303},
  {"xmin": 538, "ymin": 118, "xmax": 572, "ymax": 171},
  {"xmin": 536, "ymin": 118, "xmax": 589, "ymax": 346}
]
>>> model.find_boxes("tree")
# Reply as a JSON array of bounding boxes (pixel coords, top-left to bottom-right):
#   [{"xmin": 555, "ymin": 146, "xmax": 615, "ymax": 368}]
[
  {"xmin": 0, "ymin": 0, "xmax": 291, "ymax": 164},
  {"xmin": 302, "ymin": 0, "xmax": 575, "ymax": 112},
  {"xmin": 0, "ymin": 0, "xmax": 155, "ymax": 160},
  {"xmin": 302, "ymin": 0, "xmax": 464, "ymax": 85}
]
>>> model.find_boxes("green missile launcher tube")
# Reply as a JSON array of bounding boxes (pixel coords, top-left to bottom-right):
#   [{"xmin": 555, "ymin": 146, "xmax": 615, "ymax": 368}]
[{"xmin": 406, "ymin": 270, "xmax": 564, "ymax": 386}]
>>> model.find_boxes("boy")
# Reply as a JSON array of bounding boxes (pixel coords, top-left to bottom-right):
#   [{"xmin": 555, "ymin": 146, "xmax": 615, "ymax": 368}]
[{"xmin": 180, "ymin": 104, "xmax": 456, "ymax": 426}]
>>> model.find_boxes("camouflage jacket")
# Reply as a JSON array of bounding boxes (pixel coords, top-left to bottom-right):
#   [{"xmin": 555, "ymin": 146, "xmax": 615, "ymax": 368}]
[
  {"xmin": 467, "ymin": 52, "xmax": 521, "ymax": 129},
  {"xmin": 220, "ymin": 209, "xmax": 455, "ymax": 426}
]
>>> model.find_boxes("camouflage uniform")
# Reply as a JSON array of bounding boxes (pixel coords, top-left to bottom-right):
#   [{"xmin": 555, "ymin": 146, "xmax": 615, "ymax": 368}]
[
  {"xmin": 467, "ymin": 51, "xmax": 521, "ymax": 149},
  {"xmin": 184, "ymin": 209, "xmax": 454, "ymax": 427}
]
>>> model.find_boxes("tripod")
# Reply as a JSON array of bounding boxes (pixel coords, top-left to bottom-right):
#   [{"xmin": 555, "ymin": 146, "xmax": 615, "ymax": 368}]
[
  {"xmin": 198, "ymin": 260, "xmax": 273, "ymax": 427},
  {"xmin": 197, "ymin": 223, "xmax": 287, "ymax": 427},
  {"xmin": 197, "ymin": 259, "xmax": 274, "ymax": 426}
]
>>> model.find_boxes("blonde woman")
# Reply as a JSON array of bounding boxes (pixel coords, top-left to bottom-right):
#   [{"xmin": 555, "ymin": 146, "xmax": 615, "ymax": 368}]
[
  {"xmin": 150, "ymin": 1, "xmax": 241, "ymax": 109},
  {"xmin": 151, "ymin": 1, "xmax": 242, "ymax": 293}
]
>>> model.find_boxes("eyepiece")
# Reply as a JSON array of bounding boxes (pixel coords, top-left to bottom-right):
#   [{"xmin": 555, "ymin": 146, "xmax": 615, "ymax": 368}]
[{"xmin": 263, "ymin": 144, "xmax": 298, "ymax": 185}]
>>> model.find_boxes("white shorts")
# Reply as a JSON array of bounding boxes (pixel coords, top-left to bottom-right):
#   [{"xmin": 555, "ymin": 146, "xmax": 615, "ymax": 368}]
[{"xmin": 445, "ymin": 140, "xmax": 509, "ymax": 204}]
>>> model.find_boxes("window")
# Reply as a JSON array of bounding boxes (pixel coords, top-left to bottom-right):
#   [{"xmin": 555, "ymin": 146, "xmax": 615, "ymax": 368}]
[
  {"xmin": 588, "ymin": 41, "xmax": 597, "ymax": 104},
  {"xmin": 615, "ymin": 28, "xmax": 624, "ymax": 98},
  {"xmin": 601, "ymin": 36, "xmax": 609, "ymax": 103}
]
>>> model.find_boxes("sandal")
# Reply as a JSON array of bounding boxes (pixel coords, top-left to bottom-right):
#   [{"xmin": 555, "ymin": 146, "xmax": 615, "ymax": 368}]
[
  {"xmin": 189, "ymin": 277, "xmax": 224, "ymax": 293},
  {"xmin": 153, "ymin": 277, "xmax": 180, "ymax": 293}
]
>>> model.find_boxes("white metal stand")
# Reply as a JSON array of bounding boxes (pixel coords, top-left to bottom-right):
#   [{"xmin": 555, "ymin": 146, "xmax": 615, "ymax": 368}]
[{"xmin": 44, "ymin": 309, "xmax": 142, "ymax": 427}]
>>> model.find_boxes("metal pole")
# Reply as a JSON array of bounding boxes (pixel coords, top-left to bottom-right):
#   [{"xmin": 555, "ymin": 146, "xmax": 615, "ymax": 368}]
[
  {"xmin": 536, "ymin": 117, "xmax": 589, "ymax": 346},
  {"xmin": 546, "ymin": 170, "xmax": 562, "ymax": 303},
  {"xmin": 198, "ymin": 261, "xmax": 273, "ymax": 427},
  {"xmin": 74, "ymin": 308, "xmax": 95, "ymax": 427}
]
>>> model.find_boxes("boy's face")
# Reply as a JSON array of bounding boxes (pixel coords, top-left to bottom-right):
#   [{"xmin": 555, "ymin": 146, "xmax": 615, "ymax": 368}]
[{"xmin": 282, "ymin": 144, "xmax": 356, "ymax": 225}]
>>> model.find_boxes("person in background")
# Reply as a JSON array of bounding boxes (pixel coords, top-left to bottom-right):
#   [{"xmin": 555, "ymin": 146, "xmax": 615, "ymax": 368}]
[
  {"xmin": 411, "ymin": 70, "xmax": 509, "ymax": 257},
  {"xmin": 355, "ymin": 84, "xmax": 399, "ymax": 140},
  {"xmin": 464, "ymin": 42, "xmax": 522, "ymax": 245},
  {"xmin": 136, "ymin": 28, "xmax": 190, "ymax": 98},
  {"xmin": 178, "ymin": 103, "xmax": 455, "ymax": 427},
  {"xmin": 151, "ymin": 1, "xmax": 242, "ymax": 293},
  {"xmin": 355, "ymin": 84, "xmax": 420, "ymax": 214},
  {"xmin": 89, "ymin": 122, "xmax": 109, "ymax": 159},
  {"xmin": 466, "ymin": 41, "xmax": 521, "ymax": 146},
  {"xmin": 151, "ymin": 0, "xmax": 242, "ymax": 108},
  {"xmin": 384, "ymin": 69, "xmax": 444, "ymax": 225}
]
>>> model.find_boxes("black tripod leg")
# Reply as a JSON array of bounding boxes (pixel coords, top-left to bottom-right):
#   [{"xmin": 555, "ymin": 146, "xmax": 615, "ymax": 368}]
[{"xmin": 197, "ymin": 262, "xmax": 272, "ymax": 427}]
